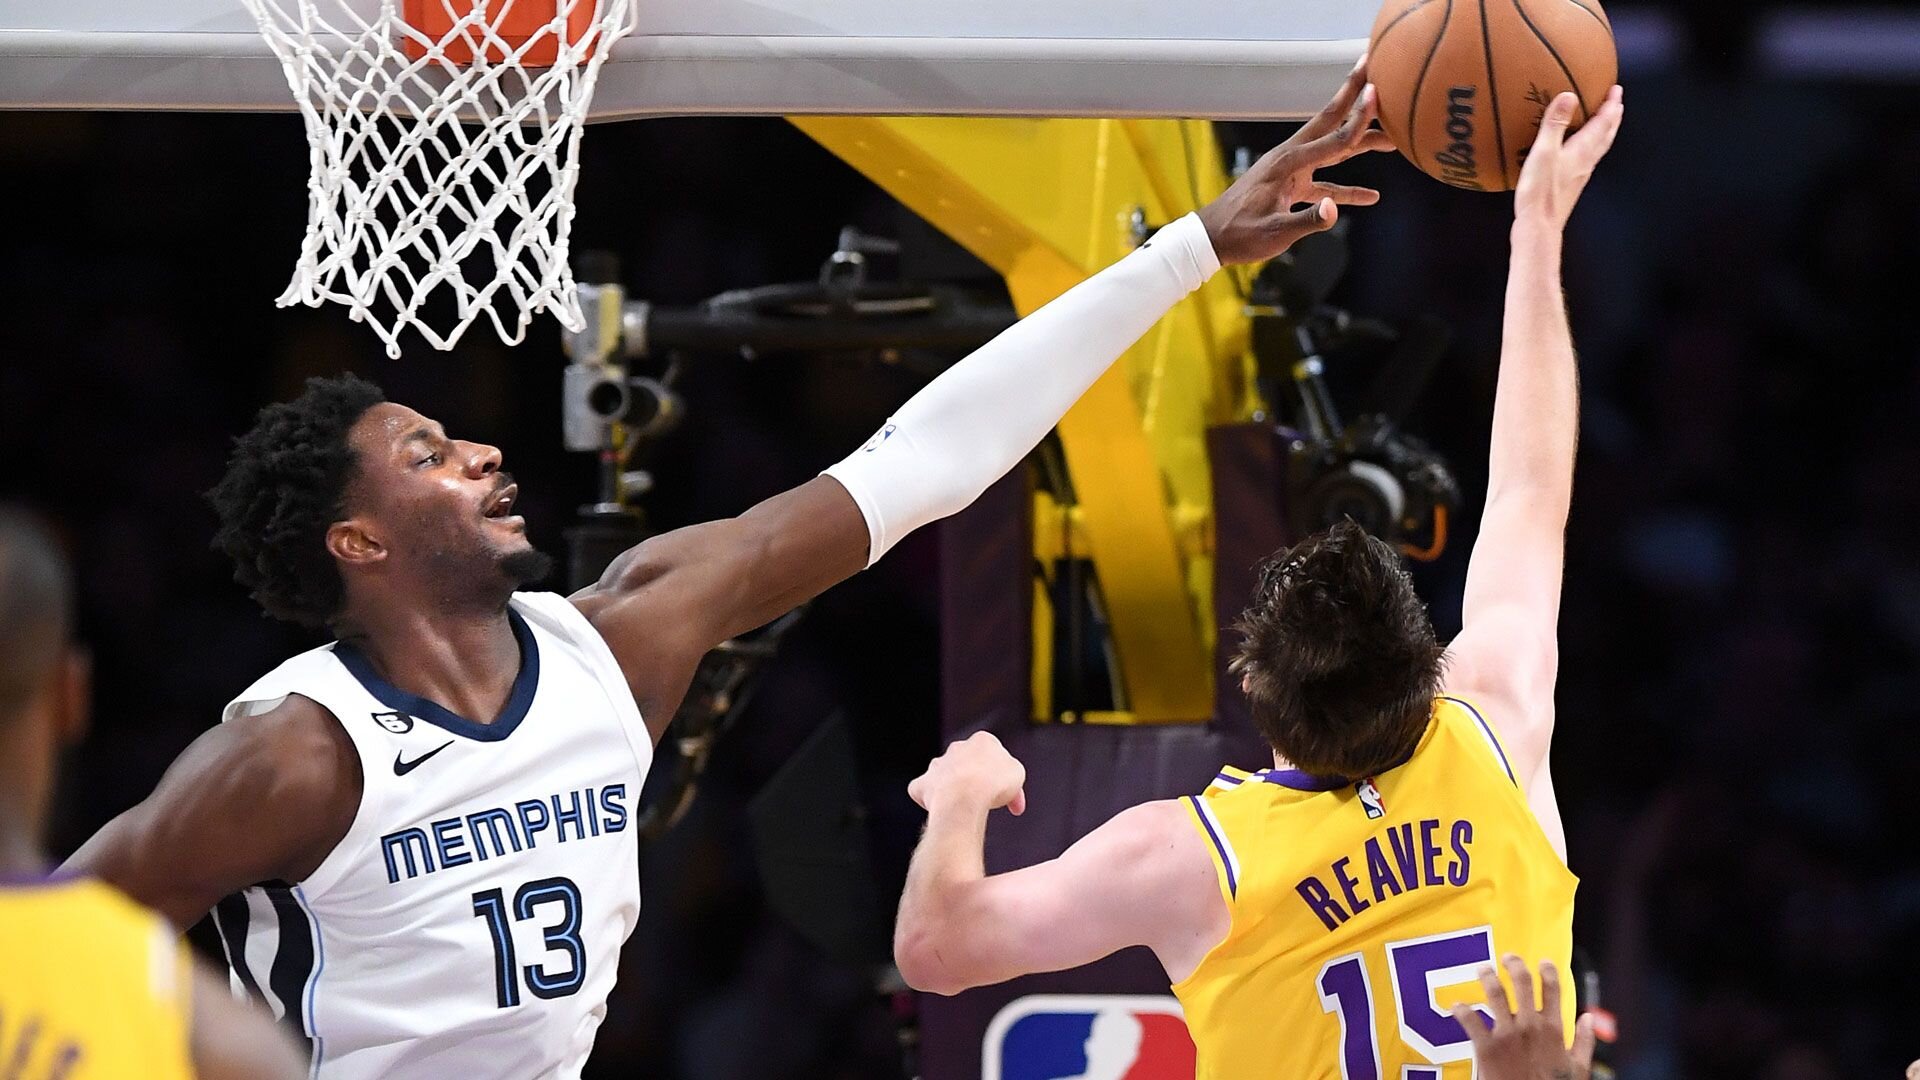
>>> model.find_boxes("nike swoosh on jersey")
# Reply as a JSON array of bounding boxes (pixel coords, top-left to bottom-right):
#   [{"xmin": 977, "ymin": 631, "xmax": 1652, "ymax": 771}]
[{"xmin": 393, "ymin": 741, "xmax": 455, "ymax": 776}]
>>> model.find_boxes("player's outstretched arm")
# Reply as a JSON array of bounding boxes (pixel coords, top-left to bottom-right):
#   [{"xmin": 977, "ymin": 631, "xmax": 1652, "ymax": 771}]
[
  {"xmin": 890, "ymin": 733, "xmax": 1227, "ymax": 995},
  {"xmin": 575, "ymin": 61, "xmax": 1395, "ymax": 740},
  {"xmin": 1441, "ymin": 89, "xmax": 1624, "ymax": 819},
  {"xmin": 1451, "ymin": 956, "xmax": 1597, "ymax": 1080},
  {"xmin": 62, "ymin": 695, "xmax": 359, "ymax": 932}
]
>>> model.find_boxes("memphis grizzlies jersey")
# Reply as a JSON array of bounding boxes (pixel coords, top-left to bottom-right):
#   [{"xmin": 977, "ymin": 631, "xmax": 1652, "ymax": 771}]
[
  {"xmin": 213, "ymin": 592, "xmax": 652, "ymax": 1080},
  {"xmin": 0, "ymin": 877, "xmax": 195, "ymax": 1080},
  {"xmin": 1173, "ymin": 697, "xmax": 1577, "ymax": 1080}
]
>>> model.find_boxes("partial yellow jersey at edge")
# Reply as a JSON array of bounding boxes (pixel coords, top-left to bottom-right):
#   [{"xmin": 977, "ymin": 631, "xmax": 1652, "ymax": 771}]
[
  {"xmin": 1171, "ymin": 697, "xmax": 1577, "ymax": 1080},
  {"xmin": 0, "ymin": 877, "xmax": 194, "ymax": 1080}
]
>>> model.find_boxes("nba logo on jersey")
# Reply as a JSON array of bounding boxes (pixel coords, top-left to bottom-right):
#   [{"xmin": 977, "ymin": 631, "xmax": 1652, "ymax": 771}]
[
  {"xmin": 982, "ymin": 995, "xmax": 1195, "ymax": 1080},
  {"xmin": 1356, "ymin": 777, "xmax": 1386, "ymax": 819}
]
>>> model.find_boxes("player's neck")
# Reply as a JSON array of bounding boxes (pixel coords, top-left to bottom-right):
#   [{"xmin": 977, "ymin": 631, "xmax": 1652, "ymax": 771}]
[{"xmin": 334, "ymin": 604, "xmax": 523, "ymax": 725}]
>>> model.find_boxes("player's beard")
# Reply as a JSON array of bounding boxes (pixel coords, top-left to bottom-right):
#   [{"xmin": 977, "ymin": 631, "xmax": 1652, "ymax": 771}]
[
  {"xmin": 500, "ymin": 547, "xmax": 555, "ymax": 590},
  {"xmin": 418, "ymin": 534, "xmax": 554, "ymax": 614}
]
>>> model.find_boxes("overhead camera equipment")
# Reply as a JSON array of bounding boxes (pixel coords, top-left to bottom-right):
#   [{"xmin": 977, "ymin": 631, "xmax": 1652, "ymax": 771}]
[{"xmin": 1246, "ymin": 221, "xmax": 1461, "ymax": 560}]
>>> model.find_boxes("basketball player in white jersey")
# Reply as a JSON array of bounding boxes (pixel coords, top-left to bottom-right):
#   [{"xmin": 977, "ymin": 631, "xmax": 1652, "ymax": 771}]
[{"xmin": 64, "ymin": 63, "xmax": 1393, "ymax": 1079}]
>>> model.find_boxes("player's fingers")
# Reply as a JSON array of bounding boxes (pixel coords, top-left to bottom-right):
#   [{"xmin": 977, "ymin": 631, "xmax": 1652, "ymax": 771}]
[
  {"xmin": 1270, "ymin": 198, "xmax": 1338, "ymax": 246},
  {"xmin": 1531, "ymin": 91, "xmax": 1578, "ymax": 156},
  {"xmin": 1323, "ymin": 127, "xmax": 1397, "ymax": 166},
  {"xmin": 1476, "ymin": 964, "xmax": 1513, "ymax": 1023},
  {"xmin": 1503, "ymin": 954, "xmax": 1536, "ymax": 1015},
  {"xmin": 907, "ymin": 775, "xmax": 928, "ymax": 809},
  {"xmin": 1311, "ymin": 182, "xmax": 1381, "ymax": 206},
  {"xmin": 1303, "ymin": 82, "xmax": 1380, "ymax": 163},
  {"xmin": 1538, "ymin": 959, "xmax": 1565, "ymax": 1032},
  {"xmin": 1571, "ymin": 1014, "xmax": 1597, "ymax": 1069},
  {"xmin": 1008, "ymin": 787, "xmax": 1027, "ymax": 816},
  {"xmin": 1300, "ymin": 52, "xmax": 1371, "ymax": 141},
  {"xmin": 1450, "ymin": 1004, "xmax": 1491, "ymax": 1048},
  {"xmin": 1568, "ymin": 92, "xmax": 1624, "ymax": 167}
]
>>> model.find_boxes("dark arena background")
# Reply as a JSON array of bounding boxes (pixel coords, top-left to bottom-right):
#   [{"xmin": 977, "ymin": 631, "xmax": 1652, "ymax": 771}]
[{"xmin": 4, "ymin": 2, "xmax": 1919, "ymax": 1077}]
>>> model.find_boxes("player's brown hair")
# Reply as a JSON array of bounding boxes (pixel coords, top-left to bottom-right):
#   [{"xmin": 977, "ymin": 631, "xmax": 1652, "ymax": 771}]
[{"xmin": 1231, "ymin": 518, "xmax": 1444, "ymax": 779}]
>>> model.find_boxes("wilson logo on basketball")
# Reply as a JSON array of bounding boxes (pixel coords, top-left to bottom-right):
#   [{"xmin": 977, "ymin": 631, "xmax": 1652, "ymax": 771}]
[{"xmin": 1433, "ymin": 86, "xmax": 1482, "ymax": 190}]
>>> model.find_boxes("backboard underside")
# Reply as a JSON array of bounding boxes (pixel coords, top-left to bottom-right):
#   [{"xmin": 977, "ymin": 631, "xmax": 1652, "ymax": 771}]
[{"xmin": 0, "ymin": 0, "xmax": 1368, "ymax": 120}]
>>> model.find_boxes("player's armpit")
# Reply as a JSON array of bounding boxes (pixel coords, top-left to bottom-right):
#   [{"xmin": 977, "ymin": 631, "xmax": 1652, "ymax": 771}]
[
  {"xmin": 572, "ymin": 475, "xmax": 869, "ymax": 737},
  {"xmin": 190, "ymin": 962, "xmax": 307, "ymax": 1080},
  {"xmin": 895, "ymin": 800, "xmax": 1226, "ymax": 995},
  {"xmin": 1442, "ymin": 605, "xmax": 1559, "ymax": 789},
  {"xmin": 62, "ymin": 694, "xmax": 360, "ymax": 932}
]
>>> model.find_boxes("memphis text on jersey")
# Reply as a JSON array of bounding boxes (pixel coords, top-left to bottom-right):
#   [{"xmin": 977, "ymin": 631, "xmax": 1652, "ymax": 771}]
[
  {"xmin": 1295, "ymin": 817, "xmax": 1474, "ymax": 931},
  {"xmin": 380, "ymin": 785, "xmax": 629, "ymax": 885}
]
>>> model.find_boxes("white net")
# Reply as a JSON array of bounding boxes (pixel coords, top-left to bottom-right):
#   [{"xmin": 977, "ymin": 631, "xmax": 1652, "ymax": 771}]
[{"xmin": 239, "ymin": 0, "xmax": 636, "ymax": 357}]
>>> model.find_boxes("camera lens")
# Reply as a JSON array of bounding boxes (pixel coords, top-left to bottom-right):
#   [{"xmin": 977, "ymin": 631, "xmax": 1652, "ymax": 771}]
[
  {"xmin": 1302, "ymin": 461, "xmax": 1405, "ymax": 537},
  {"xmin": 587, "ymin": 379, "xmax": 627, "ymax": 419}
]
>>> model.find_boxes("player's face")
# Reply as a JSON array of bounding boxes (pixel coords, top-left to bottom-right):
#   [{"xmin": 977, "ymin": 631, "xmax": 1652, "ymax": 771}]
[{"xmin": 345, "ymin": 403, "xmax": 542, "ymax": 587}]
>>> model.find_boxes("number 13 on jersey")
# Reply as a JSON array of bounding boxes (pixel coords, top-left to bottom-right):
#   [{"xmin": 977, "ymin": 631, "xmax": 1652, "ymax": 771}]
[
  {"xmin": 1317, "ymin": 926, "xmax": 1495, "ymax": 1079},
  {"xmin": 472, "ymin": 876, "xmax": 587, "ymax": 1009}
]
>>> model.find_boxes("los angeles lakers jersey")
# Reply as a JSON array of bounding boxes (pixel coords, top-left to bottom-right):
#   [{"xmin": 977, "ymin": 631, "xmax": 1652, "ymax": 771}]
[
  {"xmin": 1172, "ymin": 696, "xmax": 1577, "ymax": 1080},
  {"xmin": 214, "ymin": 591, "xmax": 651, "ymax": 1080},
  {"xmin": 0, "ymin": 876, "xmax": 194, "ymax": 1080}
]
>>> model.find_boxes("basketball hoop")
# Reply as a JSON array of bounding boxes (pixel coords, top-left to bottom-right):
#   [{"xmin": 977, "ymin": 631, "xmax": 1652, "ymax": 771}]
[{"xmin": 238, "ymin": 0, "xmax": 637, "ymax": 357}]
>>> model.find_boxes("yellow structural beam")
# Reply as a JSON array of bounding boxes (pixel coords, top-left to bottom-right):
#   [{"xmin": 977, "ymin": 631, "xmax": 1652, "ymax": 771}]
[{"xmin": 792, "ymin": 116, "xmax": 1259, "ymax": 723}]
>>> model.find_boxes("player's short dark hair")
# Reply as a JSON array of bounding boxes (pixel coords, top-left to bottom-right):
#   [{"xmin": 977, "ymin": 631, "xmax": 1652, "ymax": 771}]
[
  {"xmin": 208, "ymin": 373, "xmax": 386, "ymax": 628},
  {"xmin": 0, "ymin": 506, "xmax": 74, "ymax": 723},
  {"xmin": 1232, "ymin": 519, "xmax": 1445, "ymax": 779}
]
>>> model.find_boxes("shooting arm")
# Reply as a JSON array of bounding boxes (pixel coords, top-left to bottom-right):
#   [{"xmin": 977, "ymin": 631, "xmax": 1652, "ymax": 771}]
[
  {"xmin": 1441, "ymin": 225, "xmax": 1574, "ymax": 786},
  {"xmin": 893, "ymin": 799, "xmax": 1224, "ymax": 996},
  {"xmin": 62, "ymin": 696, "xmax": 359, "ymax": 932},
  {"xmin": 1441, "ymin": 88, "xmax": 1622, "ymax": 807}
]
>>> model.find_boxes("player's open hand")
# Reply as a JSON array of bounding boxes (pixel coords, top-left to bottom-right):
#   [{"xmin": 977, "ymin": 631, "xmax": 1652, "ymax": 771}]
[
  {"xmin": 1513, "ymin": 85, "xmax": 1624, "ymax": 236},
  {"xmin": 1196, "ymin": 54, "xmax": 1395, "ymax": 266},
  {"xmin": 908, "ymin": 731, "xmax": 1028, "ymax": 816},
  {"xmin": 1451, "ymin": 956, "xmax": 1596, "ymax": 1080}
]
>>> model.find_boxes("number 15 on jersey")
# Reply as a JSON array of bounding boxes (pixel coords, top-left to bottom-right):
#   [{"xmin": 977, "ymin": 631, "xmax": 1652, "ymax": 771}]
[{"xmin": 1317, "ymin": 926, "xmax": 1496, "ymax": 1079}]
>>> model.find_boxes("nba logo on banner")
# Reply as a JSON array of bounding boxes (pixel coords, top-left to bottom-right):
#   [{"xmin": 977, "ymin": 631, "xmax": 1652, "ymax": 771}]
[{"xmin": 983, "ymin": 995, "xmax": 1195, "ymax": 1080}]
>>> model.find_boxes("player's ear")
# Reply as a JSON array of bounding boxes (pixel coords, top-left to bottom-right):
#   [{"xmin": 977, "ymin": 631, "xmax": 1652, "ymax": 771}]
[{"xmin": 327, "ymin": 519, "xmax": 387, "ymax": 567}]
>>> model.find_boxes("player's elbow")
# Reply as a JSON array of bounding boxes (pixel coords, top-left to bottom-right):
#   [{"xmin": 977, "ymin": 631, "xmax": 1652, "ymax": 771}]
[{"xmin": 893, "ymin": 918, "xmax": 979, "ymax": 996}]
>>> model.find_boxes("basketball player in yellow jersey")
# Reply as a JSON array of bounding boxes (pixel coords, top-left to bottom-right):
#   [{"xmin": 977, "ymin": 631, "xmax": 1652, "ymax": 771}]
[
  {"xmin": 894, "ymin": 85, "xmax": 1625, "ymax": 1080},
  {"xmin": 0, "ymin": 508, "xmax": 304, "ymax": 1080}
]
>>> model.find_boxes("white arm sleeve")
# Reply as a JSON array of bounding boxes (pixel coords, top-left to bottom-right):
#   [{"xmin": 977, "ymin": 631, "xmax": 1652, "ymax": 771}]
[{"xmin": 822, "ymin": 212, "xmax": 1221, "ymax": 566}]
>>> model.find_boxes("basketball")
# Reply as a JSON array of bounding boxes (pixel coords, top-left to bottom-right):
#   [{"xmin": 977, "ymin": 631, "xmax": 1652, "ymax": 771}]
[{"xmin": 1368, "ymin": 0, "xmax": 1617, "ymax": 191}]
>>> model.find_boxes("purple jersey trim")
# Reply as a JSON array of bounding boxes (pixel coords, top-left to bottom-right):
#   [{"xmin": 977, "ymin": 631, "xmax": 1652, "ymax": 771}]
[
  {"xmin": 1439, "ymin": 696, "xmax": 1517, "ymax": 786},
  {"xmin": 1258, "ymin": 768, "xmax": 1354, "ymax": 792},
  {"xmin": 1186, "ymin": 795, "xmax": 1238, "ymax": 899}
]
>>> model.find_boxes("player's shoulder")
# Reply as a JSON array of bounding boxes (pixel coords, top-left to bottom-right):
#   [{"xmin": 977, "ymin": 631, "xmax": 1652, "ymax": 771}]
[
  {"xmin": 1108, "ymin": 796, "xmax": 1205, "ymax": 841},
  {"xmin": 1425, "ymin": 694, "xmax": 1521, "ymax": 788},
  {"xmin": 196, "ymin": 693, "xmax": 360, "ymax": 810},
  {"xmin": 1201, "ymin": 764, "xmax": 1260, "ymax": 795}
]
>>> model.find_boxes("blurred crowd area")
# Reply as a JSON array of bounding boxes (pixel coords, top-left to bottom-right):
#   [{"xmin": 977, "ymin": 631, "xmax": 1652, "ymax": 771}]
[{"xmin": 2, "ymin": 9, "xmax": 1917, "ymax": 1077}]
